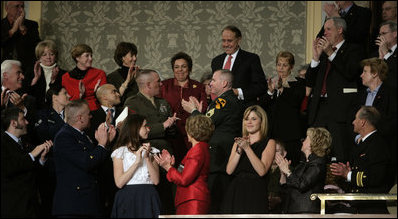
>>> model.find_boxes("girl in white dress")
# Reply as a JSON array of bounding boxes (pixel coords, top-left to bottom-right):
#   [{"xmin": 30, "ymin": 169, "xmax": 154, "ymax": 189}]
[{"xmin": 111, "ymin": 114, "xmax": 160, "ymax": 218}]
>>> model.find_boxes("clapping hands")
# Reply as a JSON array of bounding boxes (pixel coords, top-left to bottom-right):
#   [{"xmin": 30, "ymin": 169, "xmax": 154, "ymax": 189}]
[{"xmin": 153, "ymin": 149, "xmax": 175, "ymax": 171}]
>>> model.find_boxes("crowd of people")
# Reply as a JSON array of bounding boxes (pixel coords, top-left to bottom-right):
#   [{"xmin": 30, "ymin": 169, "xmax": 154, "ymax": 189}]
[{"xmin": 1, "ymin": 1, "xmax": 397, "ymax": 217}]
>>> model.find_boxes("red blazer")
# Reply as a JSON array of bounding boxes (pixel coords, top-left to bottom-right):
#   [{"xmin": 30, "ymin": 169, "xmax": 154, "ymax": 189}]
[
  {"xmin": 62, "ymin": 67, "xmax": 107, "ymax": 111},
  {"xmin": 166, "ymin": 141, "xmax": 210, "ymax": 208},
  {"xmin": 160, "ymin": 78, "xmax": 208, "ymax": 144}
]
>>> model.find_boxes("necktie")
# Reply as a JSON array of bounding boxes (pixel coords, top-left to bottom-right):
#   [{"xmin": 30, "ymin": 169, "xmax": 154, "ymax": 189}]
[
  {"xmin": 320, "ymin": 47, "xmax": 337, "ymax": 96},
  {"xmin": 339, "ymin": 10, "xmax": 347, "ymax": 17},
  {"xmin": 17, "ymin": 138, "xmax": 24, "ymax": 149},
  {"xmin": 224, "ymin": 55, "xmax": 233, "ymax": 70},
  {"xmin": 107, "ymin": 108, "xmax": 115, "ymax": 125}
]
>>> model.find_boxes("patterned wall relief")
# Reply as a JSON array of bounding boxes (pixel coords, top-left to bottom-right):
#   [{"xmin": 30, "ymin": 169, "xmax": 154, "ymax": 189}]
[{"xmin": 41, "ymin": 1, "xmax": 306, "ymax": 81}]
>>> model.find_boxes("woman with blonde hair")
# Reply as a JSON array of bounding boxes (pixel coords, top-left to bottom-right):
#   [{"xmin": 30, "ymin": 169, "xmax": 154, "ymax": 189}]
[
  {"xmin": 275, "ymin": 127, "xmax": 331, "ymax": 213},
  {"xmin": 221, "ymin": 105, "xmax": 276, "ymax": 213}
]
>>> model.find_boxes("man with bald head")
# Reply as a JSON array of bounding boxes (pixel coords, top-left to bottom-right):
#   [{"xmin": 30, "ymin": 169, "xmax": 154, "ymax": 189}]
[{"xmin": 124, "ymin": 69, "xmax": 177, "ymax": 214}]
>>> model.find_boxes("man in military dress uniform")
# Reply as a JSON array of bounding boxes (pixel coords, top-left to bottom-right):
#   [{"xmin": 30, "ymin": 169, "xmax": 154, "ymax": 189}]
[
  {"xmin": 182, "ymin": 69, "xmax": 245, "ymax": 213},
  {"xmin": 330, "ymin": 106, "xmax": 393, "ymax": 214},
  {"xmin": 124, "ymin": 69, "xmax": 178, "ymax": 214}
]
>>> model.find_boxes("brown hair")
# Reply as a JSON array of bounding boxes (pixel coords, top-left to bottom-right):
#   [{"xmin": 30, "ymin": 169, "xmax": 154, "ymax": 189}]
[
  {"xmin": 35, "ymin": 39, "xmax": 58, "ymax": 61},
  {"xmin": 113, "ymin": 114, "xmax": 146, "ymax": 153},
  {"xmin": 242, "ymin": 105, "xmax": 268, "ymax": 140},
  {"xmin": 71, "ymin": 44, "xmax": 92, "ymax": 63},
  {"xmin": 360, "ymin": 57, "xmax": 388, "ymax": 81},
  {"xmin": 276, "ymin": 51, "xmax": 295, "ymax": 67},
  {"xmin": 185, "ymin": 115, "xmax": 214, "ymax": 142}
]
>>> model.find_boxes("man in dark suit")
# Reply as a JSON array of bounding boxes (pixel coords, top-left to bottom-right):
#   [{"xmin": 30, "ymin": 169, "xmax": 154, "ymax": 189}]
[
  {"xmin": 1, "ymin": 107, "xmax": 52, "ymax": 218},
  {"xmin": 52, "ymin": 99, "xmax": 116, "ymax": 217},
  {"xmin": 124, "ymin": 69, "xmax": 178, "ymax": 215},
  {"xmin": 1, "ymin": 1, "xmax": 41, "ymax": 93},
  {"xmin": 330, "ymin": 106, "xmax": 393, "ymax": 214},
  {"xmin": 306, "ymin": 17, "xmax": 364, "ymax": 163},
  {"xmin": 182, "ymin": 69, "xmax": 245, "ymax": 213},
  {"xmin": 373, "ymin": 21, "xmax": 397, "ymax": 91},
  {"xmin": 1, "ymin": 59, "xmax": 38, "ymax": 144},
  {"xmin": 318, "ymin": 1, "xmax": 371, "ymax": 55},
  {"xmin": 211, "ymin": 25, "xmax": 267, "ymax": 107},
  {"xmin": 88, "ymin": 83, "xmax": 122, "ymax": 217}
]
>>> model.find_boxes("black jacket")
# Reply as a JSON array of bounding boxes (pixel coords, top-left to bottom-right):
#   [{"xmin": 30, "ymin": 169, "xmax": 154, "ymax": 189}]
[{"xmin": 284, "ymin": 154, "xmax": 327, "ymax": 214}]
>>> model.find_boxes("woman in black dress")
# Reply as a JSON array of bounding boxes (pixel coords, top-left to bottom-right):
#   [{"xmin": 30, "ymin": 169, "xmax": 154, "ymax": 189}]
[{"xmin": 221, "ymin": 105, "xmax": 276, "ymax": 213}]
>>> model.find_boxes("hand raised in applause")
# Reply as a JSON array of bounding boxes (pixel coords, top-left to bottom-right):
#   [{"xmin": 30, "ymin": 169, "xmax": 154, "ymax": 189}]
[
  {"xmin": 31, "ymin": 61, "xmax": 42, "ymax": 86},
  {"xmin": 275, "ymin": 153, "xmax": 291, "ymax": 176},
  {"xmin": 330, "ymin": 162, "xmax": 351, "ymax": 179}
]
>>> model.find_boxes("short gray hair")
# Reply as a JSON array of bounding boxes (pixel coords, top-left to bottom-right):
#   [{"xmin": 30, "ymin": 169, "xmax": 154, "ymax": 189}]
[
  {"xmin": 215, "ymin": 69, "xmax": 233, "ymax": 88},
  {"xmin": 1, "ymin": 60, "xmax": 21, "ymax": 83},
  {"xmin": 380, "ymin": 20, "xmax": 397, "ymax": 32},
  {"xmin": 326, "ymin": 17, "xmax": 347, "ymax": 38}
]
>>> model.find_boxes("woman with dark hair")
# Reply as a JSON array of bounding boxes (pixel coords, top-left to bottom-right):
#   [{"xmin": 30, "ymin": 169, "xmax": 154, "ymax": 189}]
[
  {"xmin": 160, "ymin": 52, "xmax": 208, "ymax": 165},
  {"xmin": 275, "ymin": 127, "xmax": 331, "ymax": 214},
  {"xmin": 154, "ymin": 114, "xmax": 214, "ymax": 215},
  {"xmin": 107, "ymin": 42, "xmax": 140, "ymax": 105},
  {"xmin": 111, "ymin": 114, "xmax": 160, "ymax": 218},
  {"xmin": 62, "ymin": 44, "xmax": 107, "ymax": 111}
]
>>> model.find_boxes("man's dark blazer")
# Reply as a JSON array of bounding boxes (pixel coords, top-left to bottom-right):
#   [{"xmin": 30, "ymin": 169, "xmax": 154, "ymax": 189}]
[
  {"xmin": 1, "ymin": 132, "xmax": 40, "ymax": 218},
  {"xmin": 1, "ymin": 18, "xmax": 41, "ymax": 92},
  {"xmin": 317, "ymin": 3, "xmax": 371, "ymax": 54},
  {"xmin": 306, "ymin": 42, "xmax": 364, "ymax": 125},
  {"xmin": 348, "ymin": 131, "xmax": 392, "ymax": 213},
  {"xmin": 52, "ymin": 123, "xmax": 110, "ymax": 217},
  {"xmin": 369, "ymin": 49, "xmax": 397, "ymax": 91},
  {"xmin": 87, "ymin": 106, "xmax": 122, "ymax": 144},
  {"xmin": 211, "ymin": 49, "xmax": 267, "ymax": 105}
]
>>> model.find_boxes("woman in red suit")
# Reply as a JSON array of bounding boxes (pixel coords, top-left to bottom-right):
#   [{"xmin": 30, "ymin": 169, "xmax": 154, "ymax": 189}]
[
  {"xmin": 62, "ymin": 44, "xmax": 106, "ymax": 111},
  {"xmin": 154, "ymin": 114, "xmax": 214, "ymax": 215}
]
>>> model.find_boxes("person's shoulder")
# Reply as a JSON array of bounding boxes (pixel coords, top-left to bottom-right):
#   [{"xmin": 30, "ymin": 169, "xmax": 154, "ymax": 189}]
[
  {"xmin": 161, "ymin": 78, "xmax": 174, "ymax": 86},
  {"xmin": 24, "ymin": 19, "xmax": 38, "ymax": 26},
  {"xmin": 89, "ymin": 67, "xmax": 106, "ymax": 75},
  {"xmin": 107, "ymin": 68, "xmax": 122, "ymax": 78},
  {"xmin": 239, "ymin": 49, "xmax": 259, "ymax": 57}
]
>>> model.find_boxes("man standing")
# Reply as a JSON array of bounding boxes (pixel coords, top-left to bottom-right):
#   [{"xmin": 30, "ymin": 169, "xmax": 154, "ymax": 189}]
[
  {"xmin": 124, "ymin": 69, "xmax": 177, "ymax": 214},
  {"xmin": 330, "ymin": 106, "xmax": 393, "ymax": 214},
  {"xmin": 374, "ymin": 21, "xmax": 397, "ymax": 91},
  {"xmin": 52, "ymin": 99, "xmax": 116, "ymax": 217},
  {"xmin": 1, "ymin": 107, "xmax": 52, "ymax": 217},
  {"xmin": 319, "ymin": 1, "xmax": 371, "ymax": 55},
  {"xmin": 306, "ymin": 17, "xmax": 364, "ymax": 163},
  {"xmin": 211, "ymin": 25, "xmax": 267, "ymax": 107},
  {"xmin": 1, "ymin": 1, "xmax": 41, "ymax": 92},
  {"xmin": 182, "ymin": 69, "xmax": 244, "ymax": 213},
  {"xmin": 88, "ymin": 83, "xmax": 122, "ymax": 217}
]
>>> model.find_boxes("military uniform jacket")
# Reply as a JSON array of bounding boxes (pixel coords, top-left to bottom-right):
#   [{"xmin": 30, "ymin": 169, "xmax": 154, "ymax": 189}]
[
  {"xmin": 35, "ymin": 107, "xmax": 65, "ymax": 142},
  {"xmin": 348, "ymin": 131, "xmax": 392, "ymax": 193},
  {"xmin": 124, "ymin": 92, "xmax": 174, "ymax": 152},
  {"xmin": 193, "ymin": 89, "xmax": 244, "ymax": 173},
  {"xmin": 52, "ymin": 124, "xmax": 110, "ymax": 216}
]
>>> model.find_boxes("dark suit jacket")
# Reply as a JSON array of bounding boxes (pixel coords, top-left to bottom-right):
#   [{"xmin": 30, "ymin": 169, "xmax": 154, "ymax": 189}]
[
  {"xmin": 28, "ymin": 66, "xmax": 67, "ymax": 109},
  {"xmin": 383, "ymin": 49, "xmax": 397, "ymax": 91},
  {"xmin": 348, "ymin": 131, "xmax": 391, "ymax": 213},
  {"xmin": 306, "ymin": 42, "xmax": 364, "ymax": 125},
  {"xmin": 211, "ymin": 49, "xmax": 267, "ymax": 104},
  {"xmin": 52, "ymin": 124, "xmax": 110, "ymax": 217},
  {"xmin": 1, "ymin": 18, "xmax": 41, "ymax": 93},
  {"xmin": 1, "ymin": 132, "xmax": 40, "ymax": 217},
  {"xmin": 87, "ymin": 106, "xmax": 122, "ymax": 144},
  {"xmin": 107, "ymin": 67, "xmax": 139, "ymax": 105},
  {"xmin": 35, "ymin": 107, "xmax": 65, "ymax": 142},
  {"xmin": 317, "ymin": 3, "xmax": 371, "ymax": 54}
]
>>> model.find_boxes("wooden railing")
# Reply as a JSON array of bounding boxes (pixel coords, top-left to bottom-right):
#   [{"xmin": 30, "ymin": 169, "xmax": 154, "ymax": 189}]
[{"xmin": 310, "ymin": 193, "xmax": 397, "ymax": 215}]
